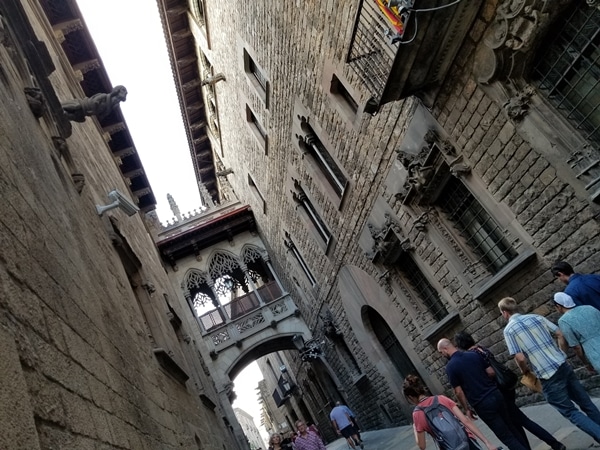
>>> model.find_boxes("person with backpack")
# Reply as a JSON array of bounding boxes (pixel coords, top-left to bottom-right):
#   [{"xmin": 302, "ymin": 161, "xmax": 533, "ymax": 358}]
[
  {"xmin": 454, "ymin": 331, "xmax": 565, "ymax": 450},
  {"xmin": 403, "ymin": 374, "xmax": 499, "ymax": 450}
]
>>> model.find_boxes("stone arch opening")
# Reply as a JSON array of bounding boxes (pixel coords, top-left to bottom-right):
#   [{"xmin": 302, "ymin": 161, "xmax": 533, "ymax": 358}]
[{"xmin": 337, "ymin": 265, "xmax": 443, "ymax": 418}]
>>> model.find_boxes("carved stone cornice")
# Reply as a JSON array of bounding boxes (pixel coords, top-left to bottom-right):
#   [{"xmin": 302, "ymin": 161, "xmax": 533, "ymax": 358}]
[
  {"xmin": 474, "ymin": 0, "xmax": 572, "ymax": 84},
  {"xmin": 367, "ymin": 213, "xmax": 413, "ymax": 265},
  {"xmin": 397, "ymin": 132, "xmax": 466, "ymax": 204}
]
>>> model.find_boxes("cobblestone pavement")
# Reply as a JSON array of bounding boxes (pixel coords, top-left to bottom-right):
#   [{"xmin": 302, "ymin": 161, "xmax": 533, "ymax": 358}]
[{"xmin": 325, "ymin": 398, "xmax": 600, "ymax": 450}]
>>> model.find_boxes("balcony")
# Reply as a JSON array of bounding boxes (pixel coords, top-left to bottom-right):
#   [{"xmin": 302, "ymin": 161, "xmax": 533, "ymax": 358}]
[
  {"xmin": 199, "ymin": 284, "xmax": 297, "ymax": 352},
  {"xmin": 347, "ymin": 0, "xmax": 482, "ymax": 111}
]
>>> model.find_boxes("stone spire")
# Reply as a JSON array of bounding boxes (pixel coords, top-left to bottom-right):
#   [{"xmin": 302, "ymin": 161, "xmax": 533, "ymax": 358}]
[{"xmin": 167, "ymin": 193, "xmax": 182, "ymax": 221}]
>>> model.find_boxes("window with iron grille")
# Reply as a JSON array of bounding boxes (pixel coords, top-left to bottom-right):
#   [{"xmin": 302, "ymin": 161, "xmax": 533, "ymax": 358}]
[
  {"xmin": 436, "ymin": 176, "xmax": 518, "ymax": 274},
  {"xmin": 397, "ymin": 256, "xmax": 448, "ymax": 321},
  {"xmin": 531, "ymin": 3, "xmax": 600, "ymax": 146}
]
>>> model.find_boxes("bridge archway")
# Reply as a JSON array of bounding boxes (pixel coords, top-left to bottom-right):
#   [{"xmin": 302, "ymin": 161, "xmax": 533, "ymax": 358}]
[{"xmin": 227, "ymin": 331, "xmax": 312, "ymax": 380}]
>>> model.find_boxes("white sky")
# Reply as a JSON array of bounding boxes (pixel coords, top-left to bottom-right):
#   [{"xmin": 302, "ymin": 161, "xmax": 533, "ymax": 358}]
[
  {"xmin": 76, "ymin": 0, "xmax": 268, "ymax": 442},
  {"xmin": 77, "ymin": 0, "xmax": 200, "ymax": 223}
]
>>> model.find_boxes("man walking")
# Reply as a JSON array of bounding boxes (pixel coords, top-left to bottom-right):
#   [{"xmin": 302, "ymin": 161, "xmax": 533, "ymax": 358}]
[
  {"xmin": 551, "ymin": 261, "xmax": 600, "ymax": 310},
  {"xmin": 437, "ymin": 338, "xmax": 529, "ymax": 450},
  {"xmin": 499, "ymin": 297, "xmax": 600, "ymax": 443},
  {"xmin": 330, "ymin": 402, "xmax": 363, "ymax": 449},
  {"xmin": 554, "ymin": 292, "xmax": 600, "ymax": 372},
  {"xmin": 294, "ymin": 420, "xmax": 325, "ymax": 450}
]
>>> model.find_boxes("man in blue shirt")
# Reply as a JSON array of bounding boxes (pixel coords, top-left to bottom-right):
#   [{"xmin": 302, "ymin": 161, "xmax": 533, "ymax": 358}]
[
  {"xmin": 330, "ymin": 403, "xmax": 362, "ymax": 449},
  {"xmin": 551, "ymin": 261, "xmax": 600, "ymax": 310},
  {"xmin": 499, "ymin": 296, "xmax": 600, "ymax": 444},
  {"xmin": 554, "ymin": 292, "xmax": 600, "ymax": 372},
  {"xmin": 437, "ymin": 338, "xmax": 528, "ymax": 450}
]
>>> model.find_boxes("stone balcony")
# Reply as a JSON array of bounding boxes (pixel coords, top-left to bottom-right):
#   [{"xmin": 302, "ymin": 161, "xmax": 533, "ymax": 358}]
[{"xmin": 199, "ymin": 282, "xmax": 299, "ymax": 353}]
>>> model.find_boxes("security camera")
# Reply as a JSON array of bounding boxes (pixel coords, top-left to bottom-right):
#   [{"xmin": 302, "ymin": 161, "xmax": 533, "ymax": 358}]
[{"xmin": 96, "ymin": 189, "xmax": 140, "ymax": 216}]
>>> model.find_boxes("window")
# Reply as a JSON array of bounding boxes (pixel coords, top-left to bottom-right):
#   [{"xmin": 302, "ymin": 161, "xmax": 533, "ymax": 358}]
[
  {"xmin": 330, "ymin": 74, "xmax": 358, "ymax": 116},
  {"xmin": 284, "ymin": 232, "xmax": 317, "ymax": 286},
  {"xmin": 395, "ymin": 114, "xmax": 534, "ymax": 297},
  {"xmin": 248, "ymin": 174, "xmax": 267, "ymax": 214},
  {"xmin": 297, "ymin": 116, "xmax": 348, "ymax": 199},
  {"xmin": 243, "ymin": 48, "xmax": 269, "ymax": 107},
  {"xmin": 245, "ymin": 104, "xmax": 267, "ymax": 152},
  {"xmin": 397, "ymin": 256, "xmax": 448, "ymax": 321},
  {"xmin": 531, "ymin": 3, "xmax": 600, "ymax": 146},
  {"xmin": 436, "ymin": 174, "xmax": 518, "ymax": 274},
  {"xmin": 292, "ymin": 180, "xmax": 332, "ymax": 247},
  {"xmin": 191, "ymin": 0, "xmax": 205, "ymax": 27}
]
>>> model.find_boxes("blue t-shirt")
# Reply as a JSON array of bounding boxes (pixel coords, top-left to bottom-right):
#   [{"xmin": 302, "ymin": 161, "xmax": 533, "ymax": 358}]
[
  {"xmin": 330, "ymin": 405, "xmax": 352, "ymax": 429},
  {"xmin": 446, "ymin": 350, "xmax": 497, "ymax": 408},
  {"xmin": 565, "ymin": 273, "xmax": 600, "ymax": 310}
]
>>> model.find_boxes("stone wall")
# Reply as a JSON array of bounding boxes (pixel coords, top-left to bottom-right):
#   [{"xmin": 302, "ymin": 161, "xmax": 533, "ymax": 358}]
[
  {"xmin": 184, "ymin": 0, "xmax": 599, "ymax": 433},
  {"xmin": 0, "ymin": 1, "xmax": 237, "ymax": 448}
]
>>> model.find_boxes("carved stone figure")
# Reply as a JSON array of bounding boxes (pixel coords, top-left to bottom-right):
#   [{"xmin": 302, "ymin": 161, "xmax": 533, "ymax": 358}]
[
  {"xmin": 24, "ymin": 87, "xmax": 44, "ymax": 117},
  {"xmin": 62, "ymin": 85, "xmax": 127, "ymax": 122},
  {"xmin": 71, "ymin": 173, "xmax": 85, "ymax": 194},
  {"xmin": 503, "ymin": 85, "xmax": 535, "ymax": 121}
]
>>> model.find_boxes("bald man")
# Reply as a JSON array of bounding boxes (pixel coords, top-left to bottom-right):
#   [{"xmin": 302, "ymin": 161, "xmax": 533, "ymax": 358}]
[{"xmin": 437, "ymin": 338, "xmax": 529, "ymax": 450}]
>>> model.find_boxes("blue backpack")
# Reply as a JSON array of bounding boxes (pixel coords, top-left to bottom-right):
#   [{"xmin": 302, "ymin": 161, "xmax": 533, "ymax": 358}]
[{"xmin": 415, "ymin": 396, "xmax": 470, "ymax": 450}]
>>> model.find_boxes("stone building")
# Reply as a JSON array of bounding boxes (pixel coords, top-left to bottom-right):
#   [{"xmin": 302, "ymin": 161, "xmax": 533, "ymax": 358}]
[
  {"xmin": 234, "ymin": 408, "xmax": 267, "ymax": 450},
  {"xmin": 157, "ymin": 0, "xmax": 600, "ymax": 441},
  {"xmin": 0, "ymin": 0, "xmax": 240, "ymax": 448}
]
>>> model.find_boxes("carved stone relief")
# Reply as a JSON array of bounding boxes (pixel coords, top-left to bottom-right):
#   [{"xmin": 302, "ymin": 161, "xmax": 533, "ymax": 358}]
[
  {"xmin": 367, "ymin": 213, "xmax": 414, "ymax": 265},
  {"xmin": 473, "ymin": 0, "xmax": 571, "ymax": 84},
  {"xmin": 503, "ymin": 85, "xmax": 535, "ymax": 121}
]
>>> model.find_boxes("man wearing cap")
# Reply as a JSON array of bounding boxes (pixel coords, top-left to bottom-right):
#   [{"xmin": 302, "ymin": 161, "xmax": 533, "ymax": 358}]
[
  {"xmin": 554, "ymin": 292, "xmax": 600, "ymax": 372},
  {"xmin": 499, "ymin": 296, "xmax": 600, "ymax": 443},
  {"xmin": 551, "ymin": 261, "xmax": 600, "ymax": 310}
]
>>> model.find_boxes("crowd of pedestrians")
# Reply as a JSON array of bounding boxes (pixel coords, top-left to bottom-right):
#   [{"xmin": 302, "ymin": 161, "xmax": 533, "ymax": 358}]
[
  {"xmin": 405, "ymin": 260, "xmax": 600, "ymax": 450},
  {"xmin": 269, "ymin": 261, "xmax": 600, "ymax": 450}
]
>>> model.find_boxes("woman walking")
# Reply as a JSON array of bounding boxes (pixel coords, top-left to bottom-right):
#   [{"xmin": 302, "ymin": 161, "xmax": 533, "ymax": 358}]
[{"xmin": 403, "ymin": 374, "xmax": 498, "ymax": 450}]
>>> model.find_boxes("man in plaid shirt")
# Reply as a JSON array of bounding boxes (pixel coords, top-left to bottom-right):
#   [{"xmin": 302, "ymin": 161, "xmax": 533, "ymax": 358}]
[
  {"xmin": 499, "ymin": 297, "xmax": 600, "ymax": 444},
  {"xmin": 294, "ymin": 420, "xmax": 326, "ymax": 450}
]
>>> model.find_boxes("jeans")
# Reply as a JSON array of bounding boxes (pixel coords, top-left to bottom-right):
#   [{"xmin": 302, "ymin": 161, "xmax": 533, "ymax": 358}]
[
  {"xmin": 502, "ymin": 388, "xmax": 562, "ymax": 449},
  {"xmin": 541, "ymin": 362, "xmax": 600, "ymax": 443},
  {"xmin": 474, "ymin": 389, "xmax": 529, "ymax": 450}
]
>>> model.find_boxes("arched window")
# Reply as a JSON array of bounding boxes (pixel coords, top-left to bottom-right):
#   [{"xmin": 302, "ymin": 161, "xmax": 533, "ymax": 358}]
[{"xmin": 184, "ymin": 269, "xmax": 225, "ymax": 330}]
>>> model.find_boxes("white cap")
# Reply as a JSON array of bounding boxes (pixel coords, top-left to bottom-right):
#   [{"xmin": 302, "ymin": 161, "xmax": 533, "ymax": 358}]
[{"xmin": 554, "ymin": 292, "xmax": 576, "ymax": 309}]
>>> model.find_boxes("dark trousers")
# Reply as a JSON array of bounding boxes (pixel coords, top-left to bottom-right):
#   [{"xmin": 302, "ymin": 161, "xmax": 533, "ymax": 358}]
[
  {"xmin": 502, "ymin": 388, "xmax": 562, "ymax": 449},
  {"xmin": 474, "ymin": 389, "xmax": 530, "ymax": 450}
]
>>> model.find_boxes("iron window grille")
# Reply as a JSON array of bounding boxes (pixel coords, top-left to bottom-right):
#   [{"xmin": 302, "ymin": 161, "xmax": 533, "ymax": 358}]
[
  {"xmin": 531, "ymin": 3, "xmax": 600, "ymax": 146},
  {"xmin": 397, "ymin": 256, "xmax": 448, "ymax": 322},
  {"xmin": 346, "ymin": 0, "xmax": 396, "ymax": 102},
  {"xmin": 437, "ymin": 176, "xmax": 518, "ymax": 274}
]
